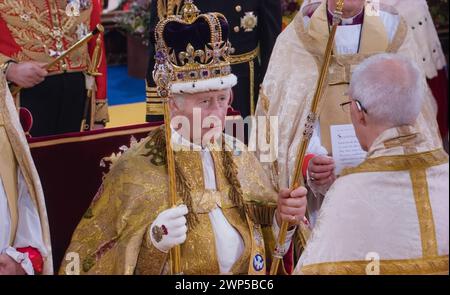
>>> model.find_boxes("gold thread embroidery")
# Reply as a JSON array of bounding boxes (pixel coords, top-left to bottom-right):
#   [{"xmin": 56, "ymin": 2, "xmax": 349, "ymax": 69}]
[
  {"xmin": 249, "ymin": 59, "xmax": 255, "ymax": 116},
  {"xmin": 410, "ymin": 169, "xmax": 438, "ymax": 257},
  {"xmin": 301, "ymin": 255, "xmax": 449, "ymax": 275},
  {"xmin": 146, "ymin": 103, "xmax": 165, "ymax": 116},
  {"xmin": 0, "ymin": 0, "xmax": 92, "ymax": 72},
  {"xmin": 341, "ymin": 149, "xmax": 449, "ymax": 176}
]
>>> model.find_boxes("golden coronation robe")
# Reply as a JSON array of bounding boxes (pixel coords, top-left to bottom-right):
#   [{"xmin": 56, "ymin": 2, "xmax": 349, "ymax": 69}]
[{"xmin": 59, "ymin": 128, "xmax": 307, "ymax": 275}]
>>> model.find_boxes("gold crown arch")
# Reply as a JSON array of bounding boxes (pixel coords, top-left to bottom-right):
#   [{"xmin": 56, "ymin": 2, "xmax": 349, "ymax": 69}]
[{"xmin": 154, "ymin": 7, "xmax": 233, "ymax": 87}]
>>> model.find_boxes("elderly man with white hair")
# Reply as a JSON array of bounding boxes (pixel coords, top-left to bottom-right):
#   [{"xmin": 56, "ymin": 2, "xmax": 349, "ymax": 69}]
[{"xmin": 293, "ymin": 53, "xmax": 449, "ymax": 275}]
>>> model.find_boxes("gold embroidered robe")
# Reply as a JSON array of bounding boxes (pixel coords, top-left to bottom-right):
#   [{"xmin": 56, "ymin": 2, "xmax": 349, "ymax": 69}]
[{"xmin": 59, "ymin": 129, "xmax": 298, "ymax": 275}]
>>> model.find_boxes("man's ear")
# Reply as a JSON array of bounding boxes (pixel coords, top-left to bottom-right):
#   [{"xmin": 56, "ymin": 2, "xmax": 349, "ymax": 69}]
[{"xmin": 358, "ymin": 110, "xmax": 367, "ymax": 127}]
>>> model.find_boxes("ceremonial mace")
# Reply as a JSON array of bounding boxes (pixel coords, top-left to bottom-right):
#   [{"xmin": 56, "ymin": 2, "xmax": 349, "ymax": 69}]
[
  {"xmin": 269, "ymin": 0, "xmax": 345, "ymax": 275},
  {"xmin": 10, "ymin": 24, "xmax": 105, "ymax": 97}
]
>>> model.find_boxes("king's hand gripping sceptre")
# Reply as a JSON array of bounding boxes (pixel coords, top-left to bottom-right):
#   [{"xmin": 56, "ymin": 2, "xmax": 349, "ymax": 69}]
[{"xmin": 269, "ymin": 0, "xmax": 345, "ymax": 275}]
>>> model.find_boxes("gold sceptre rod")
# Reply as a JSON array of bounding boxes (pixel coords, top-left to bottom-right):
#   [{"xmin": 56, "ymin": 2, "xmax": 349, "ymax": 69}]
[
  {"xmin": 154, "ymin": 36, "xmax": 182, "ymax": 274},
  {"xmin": 160, "ymin": 0, "xmax": 193, "ymax": 274},
  {"xmin": 10, "ymin": 24, "xmax": 104, "ymax": 97},
  {"xmin": 80, "ymin": 33, "xmax": 103, "ymax": 132},
  {"xmin": 163, "ymin": 99, "xmax": 182, "ymax": 275},
  {"xmin": 269, "ymin": 0, "xmax": 345, "ymax": 275}
]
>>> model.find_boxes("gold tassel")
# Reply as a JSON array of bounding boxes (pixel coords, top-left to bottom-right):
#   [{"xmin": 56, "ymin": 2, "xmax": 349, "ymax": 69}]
[
  {"xmin": 144, "ymin": 128, "xmax": 249, "ymax": 226},
  {"xmin": 221, "ymin": 139, "xmax": 246, "ymax": 217},
  {"xmin": 175, "ymin": 161, "xmax": 198, "ymax": 228},
  {"xmin": 144, "ymin": 126, "xmax": 198, "ymax": 228}
]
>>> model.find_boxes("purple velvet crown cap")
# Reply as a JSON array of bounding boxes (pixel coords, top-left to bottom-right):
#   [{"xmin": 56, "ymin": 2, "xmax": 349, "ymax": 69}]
[{"xmin": 162, "ymin": 14, "xmax": 230, "ymax": 66}]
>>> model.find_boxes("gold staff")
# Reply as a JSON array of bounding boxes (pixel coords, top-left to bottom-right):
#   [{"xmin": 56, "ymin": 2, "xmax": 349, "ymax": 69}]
[
  {"xmin": 10, "ymin": 24, "xmax": 105, "ymax": 97},
  {"xmin": 269, "ymin": 0, "xmax": 345, "ymax": 275},
  {"xmin": 80, "ymin": 33, "xmax": 103, "ymax": 132},
  {"xmin": 155, "ymin": 54, "xmax": 182, "ymax": 275},
  {"xmin": 163, "ymin": 92, "xmax": 182, "ymax": 275},
  {"xmin": 153, "ymin": 0, "xmax": 183, "ymax": 274}
]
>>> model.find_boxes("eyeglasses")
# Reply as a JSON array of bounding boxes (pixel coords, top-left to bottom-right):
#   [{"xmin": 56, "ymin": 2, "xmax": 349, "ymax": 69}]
[{"xmin": 340, "ymin": 99, "xmax": 368, "ymax": 114}]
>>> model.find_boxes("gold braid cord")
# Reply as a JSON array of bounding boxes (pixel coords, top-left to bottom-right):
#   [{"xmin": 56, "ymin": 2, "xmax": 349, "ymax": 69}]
[
  {"xmin": 144, "ymin": 127, "xmax": 198, "ymax": 228},
  {"xmin": 146, "ymin": 127, "xmax": 246, "ymax": 227},
  {"xmin": 222, "ymin": 139, "xmax": 246, "ymax": 217}
]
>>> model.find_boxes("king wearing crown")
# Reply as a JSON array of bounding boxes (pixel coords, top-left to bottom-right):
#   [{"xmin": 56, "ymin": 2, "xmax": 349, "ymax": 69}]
[
  {"xmin": 59, "ymin": 1, "xmax": 308, "ymax": 275},
  {"xmin": 146, "ymin": 0, "xmax": 282, "ymax": 123}
]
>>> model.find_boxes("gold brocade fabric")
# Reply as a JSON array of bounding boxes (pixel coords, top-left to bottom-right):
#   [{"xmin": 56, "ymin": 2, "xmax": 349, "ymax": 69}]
[
  {"xmin": 0, "ymin": 99, "xmax": 19, "ymax": 245},
  {"xmin": 59, "ymin": 128, "xmax": 279, "ymax": 275},
  {"xmin": 0, "ymin": 0, "xmax": 92, "ymax": 74}
]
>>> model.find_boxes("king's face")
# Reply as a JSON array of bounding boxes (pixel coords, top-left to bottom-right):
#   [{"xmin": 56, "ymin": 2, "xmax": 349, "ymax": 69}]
[{"xmin": 170, "ymin": 89, "xmax": 232, "ymax": 146}]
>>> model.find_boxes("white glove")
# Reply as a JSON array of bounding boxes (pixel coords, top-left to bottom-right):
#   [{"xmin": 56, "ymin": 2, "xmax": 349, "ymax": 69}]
[{"xmin": 149, "ymin": 205, "xmax": 188, "ymax": 253}]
